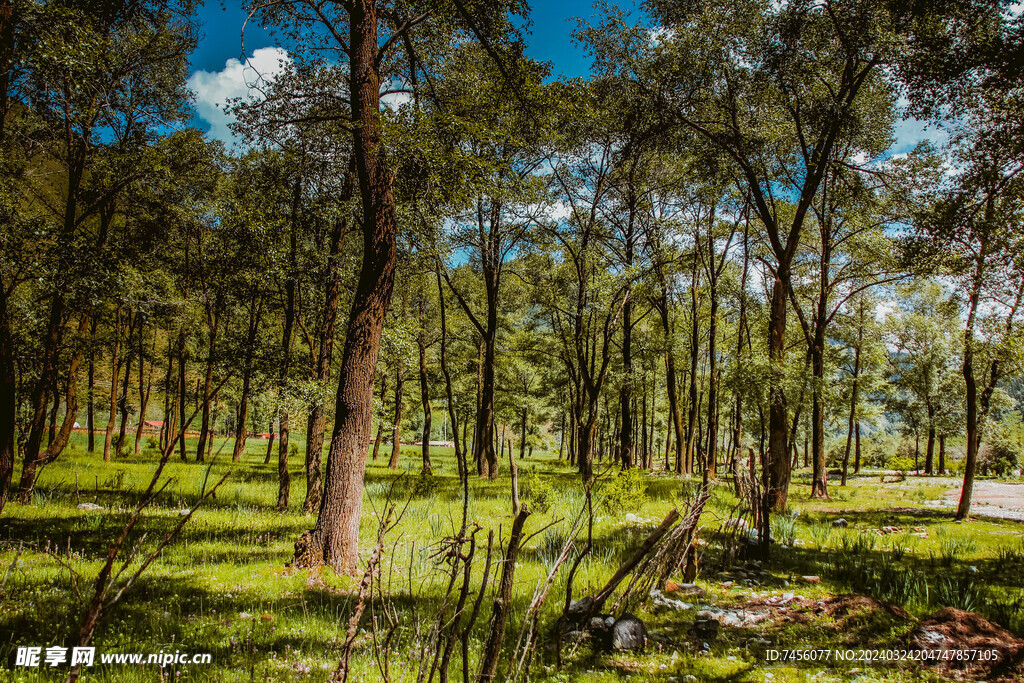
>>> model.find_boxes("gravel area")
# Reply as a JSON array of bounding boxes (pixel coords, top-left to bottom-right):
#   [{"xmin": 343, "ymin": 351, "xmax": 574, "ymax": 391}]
[{"xmin": 940, "ymin": 481, "xmax": 1024, "ymax": 522}]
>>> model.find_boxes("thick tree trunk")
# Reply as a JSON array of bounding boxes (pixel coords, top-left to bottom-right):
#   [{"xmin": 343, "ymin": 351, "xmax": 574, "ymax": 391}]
[
  {"xmin": 475, "ymin": 334, "xmax": 498, "ymax": 478},
  {"xmin": 767, "ymin": 273, "xmax": 791, "ymax": 511},
  {"xmin": 294, "ymin": 0, "xmax": 398, "ymax": 574}
]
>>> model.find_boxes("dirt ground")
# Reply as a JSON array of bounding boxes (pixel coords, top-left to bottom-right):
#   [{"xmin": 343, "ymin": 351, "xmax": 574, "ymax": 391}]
[{"xmin": 942, "ymin": 480, "xmax": 1024, "ymax": 522}]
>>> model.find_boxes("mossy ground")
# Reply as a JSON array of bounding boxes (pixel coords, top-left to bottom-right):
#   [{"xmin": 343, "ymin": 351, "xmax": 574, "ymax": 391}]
[{"xmin": 1, "ymin": 434, "xmax": 1022, "ymax": 681}]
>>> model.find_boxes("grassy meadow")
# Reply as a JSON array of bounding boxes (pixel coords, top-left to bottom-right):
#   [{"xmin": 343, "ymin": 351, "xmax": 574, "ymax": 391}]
[{"xmin": 1, "ymin": 432, "xmax": 1023, "ymax": 682}]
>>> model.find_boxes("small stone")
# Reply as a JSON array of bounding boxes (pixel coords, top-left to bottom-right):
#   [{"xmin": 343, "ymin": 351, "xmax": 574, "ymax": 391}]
[
  {"xmin": 832, "ymin": 518, "xmax": 849, "ymax": 528},
  {"xmin": 238, "ymin": 612, "xmax": 253, "ymax": 619},
  {"xmin": 800, "ymin": 576, "xmax": 821, "ymax": 584},
  {"xmin": 76, "ymin": 502, "xmax": 103, "ymax": 511}
]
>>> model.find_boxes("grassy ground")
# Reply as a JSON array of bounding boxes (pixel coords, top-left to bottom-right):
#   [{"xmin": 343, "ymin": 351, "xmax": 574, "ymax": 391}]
[{"xmin": 1, "ymin": 433, "xmax": 1023, "ymax": 682}]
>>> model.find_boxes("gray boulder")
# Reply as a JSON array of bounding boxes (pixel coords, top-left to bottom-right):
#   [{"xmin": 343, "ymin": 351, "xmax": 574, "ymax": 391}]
[{"xmin": 611, "ymin": 613, "xmax": 648, "ymax": 651}]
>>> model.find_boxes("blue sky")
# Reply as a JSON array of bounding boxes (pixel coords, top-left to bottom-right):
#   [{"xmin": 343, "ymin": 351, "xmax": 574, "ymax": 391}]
[
  {"xmin": 186, "ymin": 0, "xmax": 943, "ymax": 152},
  {"xmin": 187, "ymin": 0, "xmax": 624, "ymax": 141}
]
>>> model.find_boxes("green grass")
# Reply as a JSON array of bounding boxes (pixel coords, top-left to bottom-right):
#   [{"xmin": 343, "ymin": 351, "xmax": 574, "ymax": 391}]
[{"xmin": 1, "ymin": 437, "xmax": 1023, "ymax": 681}]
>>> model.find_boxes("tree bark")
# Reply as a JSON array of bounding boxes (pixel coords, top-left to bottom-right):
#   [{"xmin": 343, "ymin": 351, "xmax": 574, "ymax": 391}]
[
  {"xmin": 233, "ymin": 296, "xmax": 262, "ymax": 463},
  {"xmin": 418, "ymin": 294, "xmax": 432, "ymax": 475},
  {"xmin": 103, "ymin": 309, "xmax": 123, "ymax": 463},
  {"xmin": 294, "ymin": 0, "xmax": 398, "ymax": 574},
  {"xmin": 0, "ymin": 285, "xmax": 16, "ymax": 514},
  {"xmin": 304, "ymin": 169, "xmax": 351, "ymax": 512},
  {"xmin": 766, "ymin": 272, "xmax": 791, "ymax": 511},
  {"xmin": 388, "ymin": 358, "xmax": 404, "ymax": 469}
]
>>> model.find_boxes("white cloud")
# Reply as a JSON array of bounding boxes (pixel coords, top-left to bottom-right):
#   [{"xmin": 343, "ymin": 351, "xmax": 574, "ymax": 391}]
[{"xmin": 188, "ymin": 47, "xmax": 292, "ymax": 143}]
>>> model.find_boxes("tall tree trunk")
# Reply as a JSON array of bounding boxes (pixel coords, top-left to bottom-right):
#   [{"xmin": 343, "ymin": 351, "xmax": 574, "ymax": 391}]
[
  {"xmin": 854, "ymin": 420, "xmax": 861, "ymax": 474},
  {"xmin": 810, "ymin": 326, "xmax": 828, "ymax": 498},
  {"xmin": 418, "ymin": 295, "xmax": 432, "ymax": 475},
  {"xmin": 103, "ymin": 309, "xmax": 123, "ymax": 463},
  {"xmin": 233, "ymin": 297, "xmax": 261, "ymax": 463},
  {"xmin": 87, "ymin": 318, "xmax": 96, "ymax": 452},
  {"xmin": 304, "ymin": 174, "xmax": 351, "ymax": 512},
  {"xmin": 925, "ymin": 403, "xmax": 936, "ymax": 475},
  {"xmin": 176, "ymin": 328, "xmax": 188, "ymax": 461},
  {"xmin": 767, "ymin": 272, "xmax": 791, "ymax": 511},
  {"xmin": 938, "ymin": 434, "xmax": 946, "ymax": 475},
  {"xmin": 706, "ymin": 281, "xmax": 719, "ymax": 482},
  {"xmin": 684, "ymin": 256, "xmax": 699, "ymax": 475},
  {"xmin": 115, "ymin": 315, "xmax": 136, "ymax": 458},
  {"xmin": 264, "ymin": 419, "xmax": 275, "ymax": 464},
  {"xmin": 388, "ymin": 359, "xmax": 404, "ymax": 469},
  {"xmin": 292, "ymin": 1, "xmax": 399, "ymax": 570},
  {"xmin": 436, "ymin": 272, "xmax": 463, "ymax": 480},
  {"xmin": 134, "ymin": 328, "xmax": 153, "ymax": 454},
  {"xmin": 277, "ymin": 175, "xmax": 301, "ymax": 510},
  {"xmin": 841, "ymin": 313, "xmax": 862, "ymax": 486},
  {"xmin": 196, "ymin": 304, "xmax": 220, "ymax": 463},
  {"xmin": 0, "ymin": 286, "xmax": 16, "ymax": 514},
  {"xmin": 15, "ymin": 314, "xmax": 89, "ymax": 502}
]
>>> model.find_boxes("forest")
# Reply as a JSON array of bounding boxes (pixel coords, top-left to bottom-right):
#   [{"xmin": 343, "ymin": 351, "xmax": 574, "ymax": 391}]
[{"xmin": 2, "ymin": 0, "xmax": 1024, "ymax": 681}]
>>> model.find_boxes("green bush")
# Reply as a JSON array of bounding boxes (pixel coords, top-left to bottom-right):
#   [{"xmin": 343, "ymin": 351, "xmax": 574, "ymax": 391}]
[
  {"xmin": 520, "ymin": 468, "xmax": 554, "ymax": 512},
  {"xmin": 888, "ymin": 455, "xmax": 914, "ymax": 474},
  {"xmin": 980, "ymin": 427, "xmax": 1022, "ymax": 477},
  {"xmin": 601, "ymin": 467, "xmax": 648, "ymax": 513}
]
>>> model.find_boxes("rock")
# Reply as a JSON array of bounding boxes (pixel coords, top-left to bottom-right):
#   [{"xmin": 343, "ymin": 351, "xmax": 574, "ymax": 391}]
[
  {"xmin": 76, "ymin": 502, "xmax": 103, "ymax": 511},
  {"xmin": 563, "ymin": 630, "xmax": 591, "ymax": 644},
  {"xmin": 693, "ymin": 619, "xmax": 719, "ymax": 639},
  {"xmin": 665, "ymin": 581, "xmax": 706, "ymax": 598},
  {"xmin": 648, "ymin": 630, "xmax": 671, "ymax": 644},
  {"xmin": 832, "ymin": 518, "xmax": 849, "ymax": 528},
  {"xmin": 724, "ymin": 517, "xmax": 749, "ymax": 531},
  {"xmin": 800, "ymin": 575, "xmax": 821, "ymax": 584},
  {"xmin": 179, "ymin": 509, "xmax": 191, "ymax": 516},
  {"xmin": 611, "ymin": 613, "xmax": 648, "ymax": 651},
  {"xmin": 721, "ymin": 581, "xmax": 734, "ymax": 589},
  {"xmin": 566, "ymin": 596, "xmax": 595, "ymax": 625},
  {"xmin": 238, "ymin": 612, "xmax": 253, "ymax": 619}
]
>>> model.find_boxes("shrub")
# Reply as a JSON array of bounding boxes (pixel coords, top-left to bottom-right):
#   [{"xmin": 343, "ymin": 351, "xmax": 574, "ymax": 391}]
[
  {"xmin": 888, "ymin": 455, "xmax": 914, "ymax": 475},
  {"xmin": 520, "ymin": 468, "xmax": 553, "ymax": 512},
  {"xmin": 979, "ymin": 426, "xmax": 1023, "ymax": 477},
  {"xmin": 601, "ymin": 467, "xmax": 648, "ymax": 513}
]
